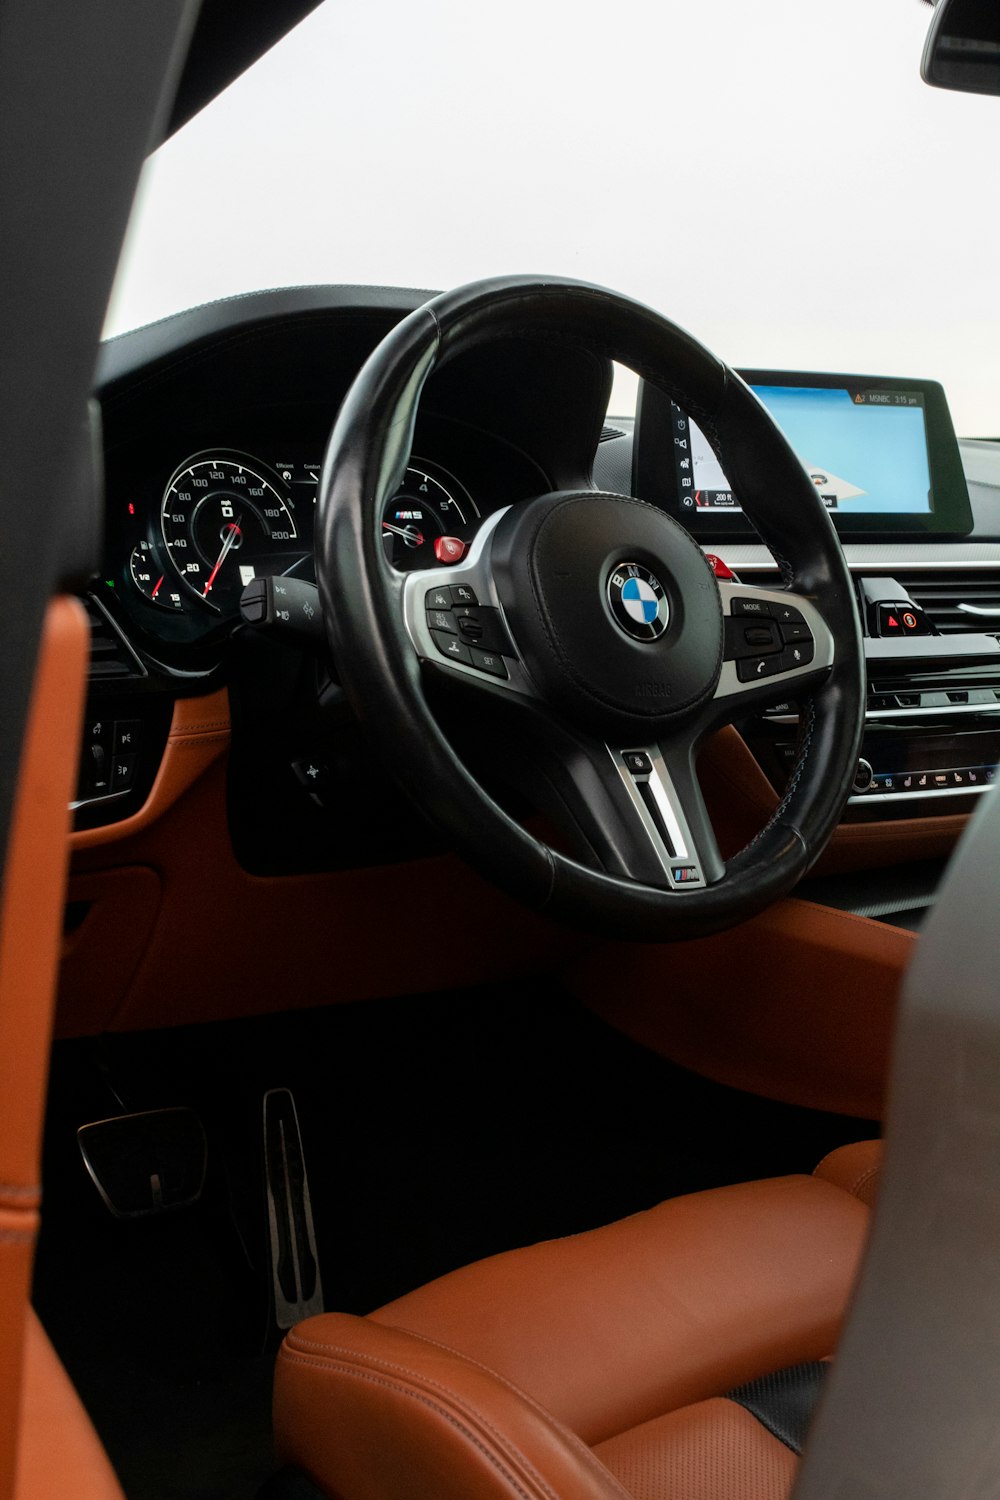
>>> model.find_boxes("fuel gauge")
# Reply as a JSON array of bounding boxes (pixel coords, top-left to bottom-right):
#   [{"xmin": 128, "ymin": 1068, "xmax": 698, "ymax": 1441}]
[{"xmin": 129, "ymin": 541, "xmax": 185, "ymax": 611}]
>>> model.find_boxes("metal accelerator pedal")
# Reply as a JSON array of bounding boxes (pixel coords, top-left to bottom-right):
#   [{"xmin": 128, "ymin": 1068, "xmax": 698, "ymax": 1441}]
[{"xmin": 263, "ymin": 1088, "xmax": 324, "ymax": 1329}]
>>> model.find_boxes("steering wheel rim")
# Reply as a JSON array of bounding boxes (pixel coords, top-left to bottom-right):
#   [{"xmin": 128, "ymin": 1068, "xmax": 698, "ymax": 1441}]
[{"xmin": 316, "ymin": 276, "xmax": 865, "ymax": 941}]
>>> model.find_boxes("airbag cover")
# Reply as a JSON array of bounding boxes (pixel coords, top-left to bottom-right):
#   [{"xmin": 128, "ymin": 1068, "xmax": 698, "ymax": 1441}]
[{"xmin": 492, "ymin": 491, "xmax": 724, "ymax": 736}]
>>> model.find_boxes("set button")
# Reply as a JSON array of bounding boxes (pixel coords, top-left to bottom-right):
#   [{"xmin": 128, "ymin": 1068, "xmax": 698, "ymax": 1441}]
[{"xmin": 470, "ymin": 649, "xmax": 508, "ymax": 679}]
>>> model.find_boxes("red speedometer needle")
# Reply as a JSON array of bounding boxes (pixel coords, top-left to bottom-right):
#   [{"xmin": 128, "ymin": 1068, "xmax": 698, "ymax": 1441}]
[{"xmin": 203, "ymin": 520, "xmax": 242, "ymax": 597}]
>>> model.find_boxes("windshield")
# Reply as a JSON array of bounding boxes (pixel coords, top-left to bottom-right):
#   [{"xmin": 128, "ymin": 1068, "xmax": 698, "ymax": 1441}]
[{"xmin": 106, "ymin": 0, "xmax": 998, "ymax": 433}]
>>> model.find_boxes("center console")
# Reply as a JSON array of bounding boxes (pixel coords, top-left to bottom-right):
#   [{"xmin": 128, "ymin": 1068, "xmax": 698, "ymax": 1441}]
[
  {"xmin": 755, "ymin": 629, "xmax": 1000, "ymax": 819},
  {"xmin": 633, "ymin": 368, "xmax": 995, "ymax": 823}
]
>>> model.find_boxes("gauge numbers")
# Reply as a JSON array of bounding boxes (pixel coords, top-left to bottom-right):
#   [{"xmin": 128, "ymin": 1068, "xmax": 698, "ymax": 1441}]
[
  {"xmin": 161, "ymin": 452, "xmax": 299, "ymax": 611},
  {"xmin": 129, "ymin": 540, "xmax": 184, "ymax": 610},
  {"xmin": 382, "ymin": 463, "xmax": 479, "ymax": 571}
]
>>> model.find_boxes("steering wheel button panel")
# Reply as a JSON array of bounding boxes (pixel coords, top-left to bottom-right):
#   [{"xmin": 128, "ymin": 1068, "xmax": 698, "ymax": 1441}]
[{"xmin": 714, "ymin": 582, "xmax": 834, "ymax": 701}]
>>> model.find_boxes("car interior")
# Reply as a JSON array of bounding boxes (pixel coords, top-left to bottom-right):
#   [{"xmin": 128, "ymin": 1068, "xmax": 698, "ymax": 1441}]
[{"xmin": 2, "ymin": 1, "xmax": 1000, "ymax": 1498}]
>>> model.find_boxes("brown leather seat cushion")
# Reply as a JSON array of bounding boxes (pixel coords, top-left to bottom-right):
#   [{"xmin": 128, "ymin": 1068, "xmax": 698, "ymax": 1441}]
[{"xmin": 275, "ymin": 1169, "xmax": 872, "ymax": 1499}]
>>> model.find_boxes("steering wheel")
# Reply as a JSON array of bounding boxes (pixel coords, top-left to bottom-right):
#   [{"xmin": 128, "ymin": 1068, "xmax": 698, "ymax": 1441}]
[{"xmin": 316, "ymin": 277, "xmax": 864, "ymax": 940}]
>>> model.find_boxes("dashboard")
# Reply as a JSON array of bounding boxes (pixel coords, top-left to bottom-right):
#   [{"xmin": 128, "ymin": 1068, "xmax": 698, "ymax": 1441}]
[{"xmin": 76, "ymin": 284, "xmax": 1000, "ymax": 880}]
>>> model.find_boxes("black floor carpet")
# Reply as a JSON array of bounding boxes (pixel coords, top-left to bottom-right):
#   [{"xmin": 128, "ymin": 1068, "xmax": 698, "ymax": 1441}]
[{"xmin": 33, "ymin": 982, "xmax": 875, "ymax": 1500}]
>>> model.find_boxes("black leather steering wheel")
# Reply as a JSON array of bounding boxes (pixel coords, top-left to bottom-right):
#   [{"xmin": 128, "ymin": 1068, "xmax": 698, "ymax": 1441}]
[{"xmin": 316, "ymin": 277, "xmax": 864, "ymax": 940}]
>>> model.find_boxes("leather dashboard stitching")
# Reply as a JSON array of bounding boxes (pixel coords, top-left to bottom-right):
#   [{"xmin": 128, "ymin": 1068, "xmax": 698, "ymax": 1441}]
[
  {"xmin": 167, "ymin": 732, "xmax": 231, "ymax": 749},
  {"xmin": 169, "ymin": 721, "xmax": 231, "ymax": 738},
  {"xmin": 280, "ymin": 1350, "xmax": 566, "ymax": 1500}
]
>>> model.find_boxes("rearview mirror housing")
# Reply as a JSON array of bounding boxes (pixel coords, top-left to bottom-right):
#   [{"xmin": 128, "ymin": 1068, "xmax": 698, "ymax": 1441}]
[{"xmin": 922, "ymin": 0, "xmax": 1000, "ymax": 97}]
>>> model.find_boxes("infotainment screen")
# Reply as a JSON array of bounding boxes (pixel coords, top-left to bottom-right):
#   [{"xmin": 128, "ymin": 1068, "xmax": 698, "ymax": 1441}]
[{"xmin": 634, "ymin": 370, "xmax": 973, "ymax": 538}]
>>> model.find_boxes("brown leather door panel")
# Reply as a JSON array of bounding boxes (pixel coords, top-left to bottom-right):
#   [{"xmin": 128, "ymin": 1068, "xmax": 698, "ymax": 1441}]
[{"xmin": 564, "ymin": 898, "xmax": 915, "ymax": 1120}]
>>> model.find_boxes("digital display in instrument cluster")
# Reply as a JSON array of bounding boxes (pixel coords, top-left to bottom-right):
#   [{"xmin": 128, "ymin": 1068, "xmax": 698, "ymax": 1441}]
[
  {"xmin": 159, "ymin": 451, "xmax": 315, "ymax": 613},
  {"xmin": 109, "ymin": 447, "xmax": 480, "ymax": 638}
]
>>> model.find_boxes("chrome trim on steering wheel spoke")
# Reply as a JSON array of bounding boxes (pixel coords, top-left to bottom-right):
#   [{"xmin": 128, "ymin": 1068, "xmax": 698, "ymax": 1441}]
[
  {"xmin": 401, "ymin": 507, "xmax": 537, "ymax": 695},
  {"xmin": 609, "ymin": 745, "xmax": 712, "ymax": 890}
]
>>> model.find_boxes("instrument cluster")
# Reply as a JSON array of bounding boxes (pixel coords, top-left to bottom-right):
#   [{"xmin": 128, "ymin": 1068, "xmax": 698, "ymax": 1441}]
[{"xmin": 98, "ymin": 443, "xmax": 482, "ymax": 662}]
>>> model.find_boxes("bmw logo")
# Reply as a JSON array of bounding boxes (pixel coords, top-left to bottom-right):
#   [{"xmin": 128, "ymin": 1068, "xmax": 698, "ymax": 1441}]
[{"xmin": 606, "ymin": 563, "xmax": 670, "ymax": 641}]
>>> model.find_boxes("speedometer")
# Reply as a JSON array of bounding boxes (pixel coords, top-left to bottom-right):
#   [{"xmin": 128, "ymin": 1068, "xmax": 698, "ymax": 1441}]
[{"xmin": 161, "ymin": 451, "xmax": 300, "ymax": 611}]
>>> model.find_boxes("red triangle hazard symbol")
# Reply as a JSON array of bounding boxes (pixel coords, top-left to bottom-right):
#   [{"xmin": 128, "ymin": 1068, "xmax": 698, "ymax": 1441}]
[{"xmin": 888, "ymin": 615, "xmax": 898, "ymax": 629}]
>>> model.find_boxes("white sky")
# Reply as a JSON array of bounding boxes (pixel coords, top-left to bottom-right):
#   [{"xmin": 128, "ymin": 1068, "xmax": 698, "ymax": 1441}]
[{"xmin": 106, "ymin": 0, "xmax": 1000, "ymax": 433}]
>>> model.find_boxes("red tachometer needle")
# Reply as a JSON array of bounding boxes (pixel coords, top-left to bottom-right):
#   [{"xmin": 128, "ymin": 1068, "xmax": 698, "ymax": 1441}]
[
  {"xmin": 382, "ymin": 520, "xmax": 425, "ymax": 548},
  {"xmin": 203, "ymin": 520, "xmax": 242, "ymax": 597}
]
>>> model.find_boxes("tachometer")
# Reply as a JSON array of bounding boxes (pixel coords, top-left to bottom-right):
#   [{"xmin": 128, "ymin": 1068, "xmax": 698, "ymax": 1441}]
[
  {"xmin": 161, "ymin": 452, "xmax": 300, "ymax": 611},
  {"xmin": 382, "ymin": 463, "xmax": 479, "ymax": 571}
]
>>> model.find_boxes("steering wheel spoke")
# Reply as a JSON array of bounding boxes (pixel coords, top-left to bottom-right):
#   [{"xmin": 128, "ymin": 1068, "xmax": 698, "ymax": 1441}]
[
  {"xmin": 710, "ymin": 581, "xmax": 836, "ymax": 718},
  {"xmin": 401, "ymin": 507, "xmax": 537, "ymax": 696},
  {"xmin": 609, "ymin": 737, "xmax": 724, "ymax": 889}
]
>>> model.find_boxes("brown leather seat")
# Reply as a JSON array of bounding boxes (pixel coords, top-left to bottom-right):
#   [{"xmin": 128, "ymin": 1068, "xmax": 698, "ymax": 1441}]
[{"xmin": 274, "ymin": 1141, "xmax": 880, "ymax": 1500}]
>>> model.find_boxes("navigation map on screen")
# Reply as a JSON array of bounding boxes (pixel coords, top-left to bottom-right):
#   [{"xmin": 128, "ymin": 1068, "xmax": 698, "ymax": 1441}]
[{"xmin": 672, "ymin": 384, "xmax": 934, "ymax": 516}]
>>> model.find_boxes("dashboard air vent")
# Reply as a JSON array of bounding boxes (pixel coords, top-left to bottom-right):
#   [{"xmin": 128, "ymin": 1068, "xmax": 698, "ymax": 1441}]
[
  {"xmin": 892, "ymin": 569, "xmax": 1000, "ymax": 635},
  {"xmin": 84, "ymin": 596, "xmax": 146, "ymax": 680},
  {"xmin": 599, "ymin": 425, "xmax": 626, "ymax": 443}
]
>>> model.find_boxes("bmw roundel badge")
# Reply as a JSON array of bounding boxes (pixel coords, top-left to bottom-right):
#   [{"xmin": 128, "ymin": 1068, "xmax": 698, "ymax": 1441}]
[{"xmin": 606, "ymin": 563, "xmax": 670, "ymax": 641}]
